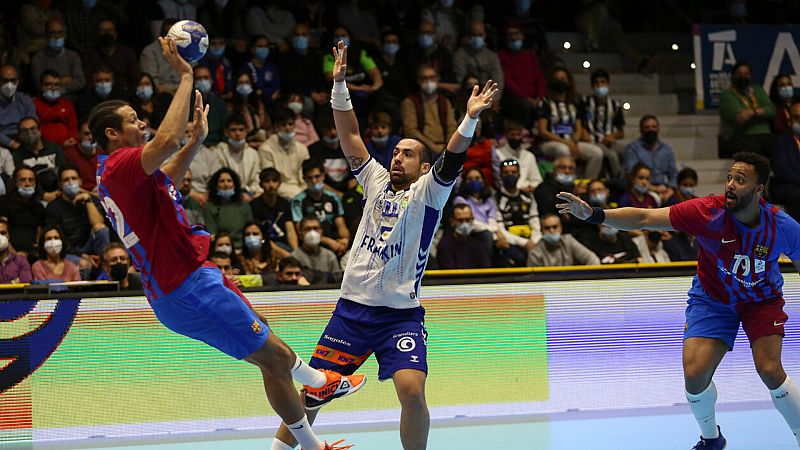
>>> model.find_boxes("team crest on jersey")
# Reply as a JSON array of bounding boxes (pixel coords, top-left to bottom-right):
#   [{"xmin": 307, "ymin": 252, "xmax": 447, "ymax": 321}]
[
  {"xmin": 252, "ymin": 320, "xmax": 262, "ymax": 333},
  {"xmin": 754, "ymin": 245, "xmax": 769, "ymax": 259},
  {"xmin": 167, "ymin": 184, "xmax": 179, "ymax": 201},
  {"xmin": 400, "ymin": 195, "xmax": 409, "ymax": 210}
]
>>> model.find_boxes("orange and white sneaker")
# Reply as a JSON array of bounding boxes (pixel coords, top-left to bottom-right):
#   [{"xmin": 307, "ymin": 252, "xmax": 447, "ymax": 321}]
[
  {"xmin": 323, "ymin": 439, "xmax": 352, "ymax": 450},
  {"xmin": 304, "ymin": 370, "xmax": 366, "ymax": 410}
]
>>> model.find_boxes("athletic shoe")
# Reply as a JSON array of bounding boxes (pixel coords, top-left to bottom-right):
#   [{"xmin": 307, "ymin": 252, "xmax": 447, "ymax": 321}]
[
  {"xmin": 692, "ymin": 426, "xmax": 726, "ymax": 449},
  {"xmin": 323, "ymin": 439, "xmax": 352, "ymax": 450},
  {"xmin": 304, "ymin": 370, "xmax": 366, "ymax": 410}
]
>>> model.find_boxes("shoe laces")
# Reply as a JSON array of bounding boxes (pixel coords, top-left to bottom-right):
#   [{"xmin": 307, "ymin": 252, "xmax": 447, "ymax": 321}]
[{"xmin": 325, "ymin": 439, "xmax": 353, "ymax": 450}]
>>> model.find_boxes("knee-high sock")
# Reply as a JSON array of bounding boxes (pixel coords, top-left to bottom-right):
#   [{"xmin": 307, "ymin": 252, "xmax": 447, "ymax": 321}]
[
  {"xmin": 270, "ymin": 439, "xmax": 295, "ymax": 450},
  {"xmin": 291, "ymin": 355, "xmax": 326, "ymax": 388},
  {"xmin": 770, "ymin": 375, "xmax": 800, "ymax": 445},
  {"xmin": 686, "ymin": 381, "xmax": 719, "ymax": 439},
  {"xmin": 286, "ymin": 415, "xmax": 323, "ymax": 450}
]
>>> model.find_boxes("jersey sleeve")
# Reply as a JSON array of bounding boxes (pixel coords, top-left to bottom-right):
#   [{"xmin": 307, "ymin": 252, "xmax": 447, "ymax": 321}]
[
  {"xmin": 777, "ymin": 212, "xmax": 800, "ymax": 260},
  {"xmin": 101, "ymin": 147, "xmax": 148, "ymax": 190},
  {"xmin": 352, "ymin": 157, "xmax": 390, "ymax": 200},
  {"xmin": 415, "ymin": 166, "xmax": 456, "ymax": 210},
  {"xmin": 669, "ymin": 197, "xmax": 713, "ymax": 236}
]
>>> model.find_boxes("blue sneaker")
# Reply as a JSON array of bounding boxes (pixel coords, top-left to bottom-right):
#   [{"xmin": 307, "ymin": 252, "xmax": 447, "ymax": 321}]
[{"xmin": 692, "ymin": 426, "xmax": 726, "ymax": 449}]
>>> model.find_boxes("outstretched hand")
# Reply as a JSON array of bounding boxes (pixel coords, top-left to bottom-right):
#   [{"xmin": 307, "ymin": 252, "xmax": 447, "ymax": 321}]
[
  {"xmin": 556, "ymin": 191, "xmax": 593, "ymax": 220},
  {"xmin": 159, "ymin": 36, "xmax": 193, "ymax": 76},
  {"xmin": 466, "ymin": 80, "xmax": 499, "ymax": 119},
  {"xmin": 331, "ymin": 40, "xmax": 348, "ymax": 83},
  {"xmin": 188, "ymin": 90, "xmax": 209, "ymax": 146}
]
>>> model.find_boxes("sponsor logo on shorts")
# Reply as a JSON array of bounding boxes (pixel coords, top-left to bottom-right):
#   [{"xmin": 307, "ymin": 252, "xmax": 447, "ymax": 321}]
[
  {"xmin": 396, "ymin": 336, "xmax": 416, "ymax": 352},
  {"xmin": 324, "ymin": 334, "xmax": 351, "ymax": 347},
  {"xmin": 252, "ymin": 320, "xmax": 262, "ymax": 333},
  {"xmin": 410, "ymin": 355, "xmax": 419, "ymax": 363},
  {"xmin": 774, "ymin": 320, "xmax": 786, "ymax": 327}
]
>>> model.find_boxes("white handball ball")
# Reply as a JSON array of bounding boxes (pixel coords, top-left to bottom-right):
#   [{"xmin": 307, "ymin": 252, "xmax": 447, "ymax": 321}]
[{"xmin": 167, "ymin": 20, "xmax": 208, "ymax": 63}]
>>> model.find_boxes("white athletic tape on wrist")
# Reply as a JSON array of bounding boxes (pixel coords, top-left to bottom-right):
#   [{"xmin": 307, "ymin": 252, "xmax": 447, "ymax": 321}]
[
  {"xmin": 330, "ymin": 80, "xmax": 352, "ymax": 111},
  {"xmin": 458, "ymin": 115, "xmax": 479, "ymax": 138}
]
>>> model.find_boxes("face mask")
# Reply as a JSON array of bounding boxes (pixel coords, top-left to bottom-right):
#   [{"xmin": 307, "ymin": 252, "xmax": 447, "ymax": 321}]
[
  {"xmin": 287, "ymin": 101, "xmax": 303, "ymax": 115},
  {"xmin": 600, "ymin": 227, "xmax": 618, "ymax": 238},
  {"xmin": 322, "ymin": 135, "xmax": 339, "ymax": 146},
  {"xmin": 542, "ymin": 233, "xmax": 561, "ymax": 244},
  {"xmin": 647, "ymin": 231, "xmax": 662, "ymax": 243},
  {"xmin": 292, "ymin": 35, "xmax": 308, "ymax": 51},
  {"xmin": 642, "ymin": 130, "xmax": 658, "ymax": 144},
  {"xmin": 303, "ymin": 229, "xmax": 321, "ymax": 247},
  {"xmin": 195, "ymin": 79, "xmax": 212, "ymax": 94},
  {"xmin": 144, "ymin": 128, "xmax": 151, "ymax": 142},
  {"xmin": 0, "ymin": 234, "xmax": 8, "ymax": 252},
  {"xmin": 20, "ymin": 132, "xmax": 41, "ymax": 148},
  {"xmin": 780, "ymin": 85, "xmax": 794, "ymax": 100},
  {"xmin": 216, "ymin": 244, "xmax": 232, "ymax": 255},
  {"xmin": 732, "ymin": 76, "xmax": 750, "ymax": 91},
  {"xmin": 44, "ymin": 239, "xmax": 63, "ymax": 255},
  {"xmin": 507, "ymin": 39, "xmax": 523, "ymax": 51},
  {"xmin": 95, "ymin": 81, "xmax": 112, "ymax": 97},
  {"xmin": 465, "ymin": 179, "xmax": 484, "ymax": 194},
  {"xmin": 502, "ymin": 175, "xmax": 519, "ymax": 190},
  {"xmin": 421, "ymin": 80, "xmax": 438, "ymax": 95},
  {"xmin": 209, "ymin": 46, "xmax": 225, "ymax": 58},
  {"xmin": 551, "ymin": 80, "xmax": 568, "ymax": 94},
  {"xmin": 217, "ymin": 188, "xmax": 235, "ymax": 199},
  {"xmin": 43, "ymin": 89, "xmax": 61, "ymax": 102},
  {"xmin": 18, "ymin": 186, "xmax": 35, "ymax": 198},
  {"xmin": 384, "ymin": 42, "xmax": 399, "ymax": 56},
  {"xmin": 179, "ymin": 185, "xmax": 191, "ymax": 196},
  {"xmin": 793, "ymin": 122, "xmax": 800, "ymax": 136},
  {"xmin": 136, "ymin": 85, "xmax": 153, "ymax": 100},
  {"xmin": 278, "ymin": 131, "xmax": 295, "ymax": 142},
  {"xmin": 555, "ymin": 173, "xmax": 575, "ymax": 185},
  {"xmin": 469, "ymin": 36, "xmax": 485, "ymax": 49},
  {"xmin": 334, "ymin": 36, "xmax": 350, "ymax": 47},
  {"xmin": 679, "ymin": 186, "xmax": 695, "ymax": 197},
  {"xmin": 309, "ymin": 181, "xmax": 325, "ymax": 193},
  {"xmin": 507, "ymin": 138, "xmax": 522, "ymax": 149},
  {"xmin": 372, "ymin": 134, "xmax": 389, "ymax": 146},
  {"xmin": 236, "ymin": 83, "xmax": 253, "ymax": 97},
  {"xmin": 244, "ymin": 235, "xmax": 262, "ymax": 251},
  {"xmin": 455, "ymin": 222, "xmax": 472, "ymax": 236},
  {"xmin": 633, "ymin": 183, "xmax": 649, "ymax": 195},
  {"xmin": 590, "ymin": 192, "xmax": 607, "ymax": 205},
  {"xmin": 78, "ymin": 139, "xmax": 96, "ymax": 155},
  {"xmin": 109, "ymin": 263, "xmax": 128, "ymax": 281},
  {"xmin": 594, "ymin": 85, "xmax": 609, "ymax": 97},
  {"xmin": 418, "ymin": 34, "xmax": 434, "ymax": 49},
  {"xmin": 254, "ymin": 47, "xmax": 270, "ymax": 60},
  {"xmin": 1, "ymin": 82, "xmax": 17, "ymax": 98},
  {"xmin": 63, "ymin": 181, "xmax": 81, "ymax": 197},
  {"xmin": 98, "ymin": 33, "xmax": 116, "ymax": 48},
  {"xmin": 49, "ymin": 38, "xmax": 65, "ymax": 51},
  {"xmin": 179, "ymin": 137, "xmax": 188, "ymax": 147},
  {"xmin": 228, "ymin": 137, "xmax": 246, "ymax": 148}
]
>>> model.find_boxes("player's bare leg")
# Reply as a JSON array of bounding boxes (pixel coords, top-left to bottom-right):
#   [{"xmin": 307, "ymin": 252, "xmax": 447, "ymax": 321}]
[
  {"xmin": 393, "ymin": 369, "xmax": 429, "ymax": 450},
  {"xmin": 683, "ymin": 337, "xmax": 727, "ymax": 394},
  {"xmin": 753, "ymin": 334, "xmax": 800, "ymax": 445}
]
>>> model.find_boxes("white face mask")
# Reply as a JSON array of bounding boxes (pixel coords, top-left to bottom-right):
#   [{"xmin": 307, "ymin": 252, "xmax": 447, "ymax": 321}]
[
  {"xmin": 216, "ymin": 244, "xmax": 232, "ymax": 255},
  {"xmin": 0, "ymin": 234, "xmax": 8, "ymax": 252},
  {"xmin": 287, "ymin": 101, "xmax": 303, "ymax": 115},
  {"xmin": 278, "ymin": 131, "xmax": 295, "ymax": 142},
  {"xmin": 421, "ymin": 80, "xmax": 438, "ymax": 95},
  {"xmin": 1, "ymin": 82, "xmax": 17, "ymax": 98},
  {"xmin": 303, "ymin": 229, "xmax": 321, "ymax": 247},
  {"xmin": 44, "ymin": 239, "xmax": 63, "ymax": 255}
]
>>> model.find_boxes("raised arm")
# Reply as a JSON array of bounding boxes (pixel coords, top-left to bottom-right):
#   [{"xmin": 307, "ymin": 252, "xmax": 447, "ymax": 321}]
[
  {"xmin": 446, "ymin": 80, "xmax": 499, "ymax": 154},
  {"xmin": 556, "ymin": 191, "xmax": 675, "ymax": 231},
  {"xmin": 140, "ymin": 37, "xmax": 195, "ymax": 175},
  {"xmin": 329, "ymin": 41, "xmax": 370, "ymax": 170},
  {"xmin": 160, "ymin": 91, "xmax": 209, "ymax": 183}
]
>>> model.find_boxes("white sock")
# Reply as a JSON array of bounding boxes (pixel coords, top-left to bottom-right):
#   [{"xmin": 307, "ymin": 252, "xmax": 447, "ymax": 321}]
[
  {"xmin": 770, "ymin": 375, "xmax": 800, "ymax": 445},
  {"xmin": 291, "ymin": 355, "xmax": 326, "ymax": 388},
  {"xmin": 686, "ymin": 381, "xmax": 719, "ymax": 439},
  {"xmin": 270, "ymin": 439, "xmax": 295, "ymax": 450},
  {"xmin": 286, "ymin": 415, "xmax": 323, "ymax": 450}
]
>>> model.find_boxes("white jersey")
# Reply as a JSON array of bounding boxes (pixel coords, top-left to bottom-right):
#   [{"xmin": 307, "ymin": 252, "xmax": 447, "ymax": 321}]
[{"xmin": 340, "ymin": 158, "xmax": 454, "ymax": 309}]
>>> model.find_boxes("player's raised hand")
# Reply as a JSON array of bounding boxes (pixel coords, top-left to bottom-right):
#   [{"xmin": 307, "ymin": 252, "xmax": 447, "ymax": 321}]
[
  {"xmin": 466, "ymin": 80, "xmax": 499, "ymax": 119},
  {"xmin": 189, "ymin": 90, "xmax": 209, "ymax": 145},
  {"xmin": 159, "ymin": 36, "xmax": 192, "ymax": 76},
  {"xmin": 556, "ymin": 191, "xmax": 593, "ymax": 220},
  {"xmin": 331, "ymin": 40, "xmax": 348, "ymax": 83}
]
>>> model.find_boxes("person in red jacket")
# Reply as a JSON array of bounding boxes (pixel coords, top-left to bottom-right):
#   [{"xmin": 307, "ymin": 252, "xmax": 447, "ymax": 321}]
[
  {"xmin": 498, "ymin": 23, "xmax": 546, "ymax": 127},
  {"xmin": 33, "ymin": 69, "xmax": 78, "ymax": 150}
]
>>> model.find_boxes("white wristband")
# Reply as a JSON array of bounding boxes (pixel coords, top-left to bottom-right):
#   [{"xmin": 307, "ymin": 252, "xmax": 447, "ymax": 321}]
[
  {"xmin": 330, "ymin": 80, "xmax": 352, "ymax": 111},
  {"xmin": 457, "ymin": 115, "xmax": 479, "ymax": 138}
]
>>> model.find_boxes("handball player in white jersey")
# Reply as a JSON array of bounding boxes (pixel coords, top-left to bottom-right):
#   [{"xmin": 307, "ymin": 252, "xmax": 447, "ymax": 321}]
[{"xmin": 271, "ymin": 41, "xmax": 498, "ymax": 450}]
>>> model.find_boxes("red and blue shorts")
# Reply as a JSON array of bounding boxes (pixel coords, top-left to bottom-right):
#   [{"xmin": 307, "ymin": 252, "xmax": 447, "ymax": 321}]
[{"xmin": 684, "ymin": 295, "xmax": 787, "ymax": 350}]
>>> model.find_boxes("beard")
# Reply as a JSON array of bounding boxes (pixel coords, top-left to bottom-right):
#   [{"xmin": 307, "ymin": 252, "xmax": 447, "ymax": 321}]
[{"xmin": 725, "ymin": 190, "xmax": 757, "ymax": 213}]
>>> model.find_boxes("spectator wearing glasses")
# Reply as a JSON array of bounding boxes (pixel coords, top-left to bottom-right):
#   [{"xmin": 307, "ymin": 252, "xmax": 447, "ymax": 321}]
[{"xmin": 98, "ymin": 242, "xmax": 141, "ymax": 290}]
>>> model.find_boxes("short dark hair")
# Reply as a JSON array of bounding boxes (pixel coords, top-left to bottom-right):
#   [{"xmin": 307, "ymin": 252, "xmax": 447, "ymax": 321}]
[
  {"xmin": 302, "ymin": 157, "xmax": 324, "ymax": 176},
  {"xmin": 226, "ymin": 114, "xmax": 247, "ymax": 128},
  {"xmin": 639, "ymin": 114, "xmax": 659, "ymax": 128},
  {"xmin": 731, "ymin": 62, "xmax": 750, "ymax": 76},
  {"xmin": 88, "ymin": 100, "xmax": 128, "ymax": 150},
  {"xmin": 18, "ymin": 116, "xmax": 40, "ymax": 129},
  {"xmin": 299, "ymin": 215, "xmax": 321, "ymax": 231},
  {"xmin": 540, "ymin": 213, "xmax": 561, "ymax": 224},
  {"xmin": 279, "ymin": 256, "xmax": 302, "ymax": 272},
  {"xmin": 92, "ymin": 65, "xmax": 114, "ymax": 77},
  {"xmin": 211, "ymin": 252, "xmax": 232, "ymax": 262},
  {"xmin": 677, "ymin": 167, "xmax": 698, "ymax": 184},
  {"xmin": 102, "ymin": 242, "xmax": 128, "ymax": 264},
  {"xmin": 629, "ymin": 162, "xmax": 652, "ymax": 179},
  {"xmin": 272, "ymin": 107, "xmax": 294, "ymax": 125},
  {"xmin": 590, "ymin": 69, "xmax": 610, "ymax": 85},
  {"xmin": 259, "ymin": 167, "xmax": 281, "ymax": 183},
  {"xmin": 732, "ymin": 152, "xmax": 770, "ymax": 185},
  {"xmin": 58, "ymin": 162, "xmax": 81, "ymax": 181},
  {"xmin": 417, "ymin": 140, "xmax": 432, "ymax": 165},
  {"xmin": 40, "ymin": 69, "xmax": 61, "ymax": 83}
]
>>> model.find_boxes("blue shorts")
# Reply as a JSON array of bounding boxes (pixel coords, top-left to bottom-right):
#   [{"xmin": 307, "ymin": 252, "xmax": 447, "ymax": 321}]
[
  {"xmin": 684, "ymin": 295, "xmax": 788, "ymax": 350},
  {"xmin": 309, "ymin": 298, "xmax": 428, "ymax": 381},
  {"xmin": 151, "ymin": 262, "xmax": 269, "ymax": 359}
]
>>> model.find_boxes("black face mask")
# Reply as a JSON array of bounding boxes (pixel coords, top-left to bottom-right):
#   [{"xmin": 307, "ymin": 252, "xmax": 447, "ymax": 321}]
[
  {"xmin": 98, "ymin": 33, "xmax": 116, "ymax": 48},
  {"xmin": 732, "ymin": 76, "xmax": 751, "ymax": 91},
  {"xmin": 507, "ymin": 138, "xmax": 522, "ymax": 149},
  {"xmin": 109, "ymin": 263, "xmax": 128, "ymax": 281},
  {"xmin": 642, "ymin": 130, "xmax": 658, "ymax": 144},
  {"xmin": 551, "ymin": 80, "xmax": 568, "ymax": 94}
]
